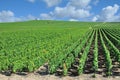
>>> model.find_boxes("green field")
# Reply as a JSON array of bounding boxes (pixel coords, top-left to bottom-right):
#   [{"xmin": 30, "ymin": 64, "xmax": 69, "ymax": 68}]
[{"xmin": 0, "ymin": 20, "xmax": 120, "ymax": 76}]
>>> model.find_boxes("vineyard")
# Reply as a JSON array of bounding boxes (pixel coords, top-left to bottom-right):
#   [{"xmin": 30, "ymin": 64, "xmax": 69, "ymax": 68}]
[{"xmin": 0, "ymin": 21, "xmax": 120, "ymax": 78}]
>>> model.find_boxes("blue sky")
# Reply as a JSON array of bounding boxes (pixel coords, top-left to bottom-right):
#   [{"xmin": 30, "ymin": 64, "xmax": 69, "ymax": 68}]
[{"xmin": 0, "ymin": 0, "xmax": 120, "ymax": 22}]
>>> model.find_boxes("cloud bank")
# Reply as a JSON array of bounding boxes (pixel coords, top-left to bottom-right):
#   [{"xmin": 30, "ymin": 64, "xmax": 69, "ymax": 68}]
[
  {"xmin": 0, "ymin": 0, "xmax": 120, "ymax": 22},
  {"xmin": 92, "ymin": 4, "xmax": 120, "ymax": 22},
  {"xmin": 0, "ymin": 10, "xmax": 36, "ymax": 22},
  {"xmin": 40, "ymin": 0, "xmax": 92, "ymax": 20}
]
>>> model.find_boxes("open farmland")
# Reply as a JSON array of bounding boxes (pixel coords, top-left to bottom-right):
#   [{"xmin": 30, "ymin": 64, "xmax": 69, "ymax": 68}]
[{"xmin": 0, "ymin": 21, "xmax": 120, "ymax": 80}]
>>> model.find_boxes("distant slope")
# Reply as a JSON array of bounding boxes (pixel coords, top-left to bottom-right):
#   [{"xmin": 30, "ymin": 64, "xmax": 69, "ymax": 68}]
[{"xmin": 0, "ymin": 20, "xmax": 99, "ymax": 32}]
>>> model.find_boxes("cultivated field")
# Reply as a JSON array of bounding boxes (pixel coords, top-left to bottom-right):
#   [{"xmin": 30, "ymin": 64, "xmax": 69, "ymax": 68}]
[{"xmin": 0, "ymin": 20, "xmax": 120, "ymax": 80}]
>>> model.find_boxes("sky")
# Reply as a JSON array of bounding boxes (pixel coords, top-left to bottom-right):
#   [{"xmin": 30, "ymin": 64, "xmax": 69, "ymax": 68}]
[{"xmin": 0, "ymin": 0, "xmax": 120, "ymax": 22}]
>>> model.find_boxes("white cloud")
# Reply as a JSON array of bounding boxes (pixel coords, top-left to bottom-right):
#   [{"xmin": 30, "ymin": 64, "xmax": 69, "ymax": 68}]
[
  {"xmin": 16, "ymin": 15, "xmax": 36, "ymax": 21},
  {"xmin": 27, "ymin": 14, "xmax": 36, "ymax": 20},
  {"xmin": 43, "ymin": 0, "xmax": 61, "ymax": 7},
  {"xmin": 27, "ymin": 0, "xmax": 35, "ymax": 3},
  {"xmin": 46, "ymin": 0, "xmax": 91, "ymax": 19},
  {"xmin": 0, "ymin": 10, "xmax": 37, "ymax": 22},
  {"xmin": 0, "ymin": 10, "xmax": 16, "ymax": 22},
  {"xmin": 71, "ymin": 9, "xmax": 90, "ymax": 18},
  {"xmin": 93, "ymin": 4, "xmax": 120, "ymax": 22},
  {"xmin": 69, "ymin": 19, "xmax": 79, "ymax": 21},
  {"xmin": 40, "ymin": 13, "xmax": 53, "ymax": 20},
  {"xmin": 54, "ymin": 6, "xmax": 90, "ymax": 19},
  {"xmin": 92, "ymin": 16, "xmax": 98, "ymax": 22},
  {"xmin": 0, "ymin": 10, "xmax": 14, "ymax": 17},
  {"xmin": 68, "ymin": 0, "xmax": 91, "ymax": 9},
  {"xmin": 54, "ymin": 6, "xmax": 75, "ymax": 18}
]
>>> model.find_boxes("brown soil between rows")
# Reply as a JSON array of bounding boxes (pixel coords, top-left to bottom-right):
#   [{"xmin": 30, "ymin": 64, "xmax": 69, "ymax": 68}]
[{"xmin": 84, "ymin": 35, "xmax": 95, "ymax": 74}]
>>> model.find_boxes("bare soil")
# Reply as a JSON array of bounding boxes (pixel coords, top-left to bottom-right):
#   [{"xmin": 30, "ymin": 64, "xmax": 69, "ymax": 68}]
[{"xmin": 0, "ymin": 73, "xmax": 120, "ymax": 80}]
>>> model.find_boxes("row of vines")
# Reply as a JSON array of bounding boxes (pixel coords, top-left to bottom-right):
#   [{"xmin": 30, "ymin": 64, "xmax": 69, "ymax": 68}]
[{"xmin": 0, "ymin": 22, "xmax": 120, "ymax": 77}]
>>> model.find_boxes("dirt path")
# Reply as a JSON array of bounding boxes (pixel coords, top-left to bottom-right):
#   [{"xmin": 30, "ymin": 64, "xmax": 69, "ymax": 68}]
[{"xmin": 0, "ymin": 73, "xmax": 120, "ymax": 80}]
